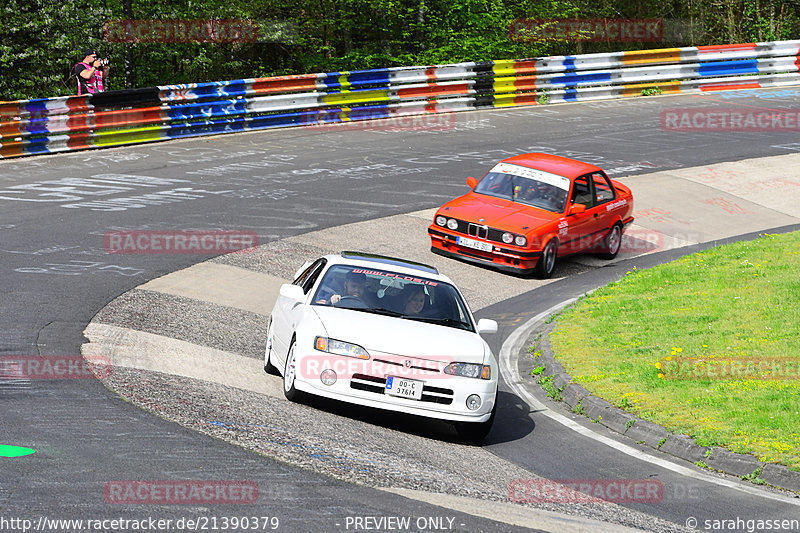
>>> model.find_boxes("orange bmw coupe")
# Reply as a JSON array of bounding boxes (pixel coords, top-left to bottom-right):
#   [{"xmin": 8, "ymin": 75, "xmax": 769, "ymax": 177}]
[{"xmin": 428, "ymin": 153, "xmax": 634, "ymax": 278}]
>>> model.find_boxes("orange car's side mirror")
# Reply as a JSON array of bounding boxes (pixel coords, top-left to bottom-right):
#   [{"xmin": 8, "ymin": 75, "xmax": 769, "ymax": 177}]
[
  {"xmin": 467, "ymin": 176, "xmax": 478, "ymax": 189},
  {"xmin": 568, "ymin": 203, "xmax": 587, "ymax": 215}
]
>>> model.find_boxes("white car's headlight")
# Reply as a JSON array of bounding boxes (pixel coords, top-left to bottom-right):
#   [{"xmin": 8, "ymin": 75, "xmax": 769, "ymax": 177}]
[
  {"xmin": 444, "ymin": 362, "xmax": 491, "ymax": 380},
  {"xmin": 315, "ymin": 337, "xmax": 370, "ymax": 359}
]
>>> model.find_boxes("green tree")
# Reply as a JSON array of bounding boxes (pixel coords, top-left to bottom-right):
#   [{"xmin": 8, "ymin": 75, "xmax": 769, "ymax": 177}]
[
  {"xmin": 1, "ymin": 0, "xmax": 109, "ymax": 100},
  {"xmin": 2, "ymin": 0, "xmax": 799, "ymax": 101}
]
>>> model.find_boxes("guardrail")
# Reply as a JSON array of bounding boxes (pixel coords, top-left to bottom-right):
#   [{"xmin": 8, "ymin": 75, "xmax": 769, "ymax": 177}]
[{"xmin": 3, "ymin": 40, "xmax": 800, "ymax": 158}]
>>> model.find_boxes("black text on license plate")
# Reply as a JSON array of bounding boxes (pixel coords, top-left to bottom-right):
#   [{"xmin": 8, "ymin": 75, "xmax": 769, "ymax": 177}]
[
  {"xmin": 385, "ymin": 376, "xmax": 423, "ymax": 400},
  {"xmin": 457, "ymin": 236, "xmax": 493, "ymax": 252}
]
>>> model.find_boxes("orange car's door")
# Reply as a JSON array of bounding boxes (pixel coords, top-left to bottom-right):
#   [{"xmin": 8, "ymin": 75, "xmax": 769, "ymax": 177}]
[
  {"xmin": 589, "ymin": 171, "xmax": 619, "ymax": 242},
  {"xmin": 563, "ymin": 174, "xmax": 596, "ymax": 254},
  {"xmin": 563, "ymin": 172, "xmax": 615, "ymax": 253}
]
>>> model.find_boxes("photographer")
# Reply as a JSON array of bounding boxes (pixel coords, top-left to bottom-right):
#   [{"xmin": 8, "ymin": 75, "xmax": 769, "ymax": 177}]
[{"xmin": 75, "ymin": 49, "xmax": 109, "ymax": 95}]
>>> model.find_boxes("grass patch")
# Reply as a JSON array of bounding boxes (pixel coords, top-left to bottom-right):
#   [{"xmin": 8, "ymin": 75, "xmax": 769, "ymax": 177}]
[
  {"xmin": 550, "ymin": 232, "xmax": 800, "ymax": 470},
  {"xmin": 537, "ymin": 89, "xmax": 550, "ymax": 105},
  {"xmin": 742, "ymin": 466, "xmax": 767, "ymax": 485},
  {"xmin": 538, "ymin": 375, "xmax": 563, "ymax": 401}
]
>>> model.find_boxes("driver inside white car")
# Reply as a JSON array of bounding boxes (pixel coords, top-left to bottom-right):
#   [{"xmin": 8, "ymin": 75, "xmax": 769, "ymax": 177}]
[{"xmin": 316, "ymin": 270, "xmax": 367, "ymax": 305}]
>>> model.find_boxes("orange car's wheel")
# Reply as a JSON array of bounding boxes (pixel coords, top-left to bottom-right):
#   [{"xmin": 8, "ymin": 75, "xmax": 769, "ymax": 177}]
[
  {"xmin": 534, "ymin": 240, "xmax": 558, "ymax": 279},
  {"xmin": 597, "ymin": 223, "xmax": 622, "ymax": 260}
]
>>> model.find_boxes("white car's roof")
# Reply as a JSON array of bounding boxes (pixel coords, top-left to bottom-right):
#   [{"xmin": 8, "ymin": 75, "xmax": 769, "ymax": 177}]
[{"xmin": 323, "ymin": 251, "xmax": 455, "ymax": 284}]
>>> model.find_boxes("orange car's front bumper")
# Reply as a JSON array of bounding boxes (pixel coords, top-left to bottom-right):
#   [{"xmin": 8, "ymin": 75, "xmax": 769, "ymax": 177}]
[{"xmin": 428, "ymin": 227, "xmax": 542, "ymax": 275}]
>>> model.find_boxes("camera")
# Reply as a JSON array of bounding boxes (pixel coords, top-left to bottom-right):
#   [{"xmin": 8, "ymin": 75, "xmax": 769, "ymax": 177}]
[{"xmin": 96, "ymin": 58, "xmax": 109, "ymax": 68}]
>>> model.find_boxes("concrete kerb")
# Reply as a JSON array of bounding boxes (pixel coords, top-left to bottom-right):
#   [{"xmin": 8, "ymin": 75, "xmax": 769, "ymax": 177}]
[
  {"xmin": 762, "ymin": 464, "xmax": 800, "ymax": 493},
  {"xmin": 705, "ymin": 448, "xmax": 766, "ymax": 479},
  {"xmin": 622, "ymin": 418, "xmax": 669, "ymax": 450},
  {"xmin": 520, "ymin": 304, "xmax": 800, "ymax": 495},
  {"xmin": 561, "ymin": 383, "xmax": 590, "ymax": 411}
]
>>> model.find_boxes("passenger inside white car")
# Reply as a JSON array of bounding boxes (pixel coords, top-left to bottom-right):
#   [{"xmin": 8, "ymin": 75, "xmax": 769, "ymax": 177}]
[{"xmin": 400, "ymin": 284, "xmax": 429, "ymax": 316}]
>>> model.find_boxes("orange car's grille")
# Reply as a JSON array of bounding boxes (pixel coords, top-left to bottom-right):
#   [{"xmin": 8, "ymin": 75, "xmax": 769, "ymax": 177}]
[
  {"xmin": 446, "ymin": 218, "xmax": 506, "ymax": 243},
  {"xmin": 468, "ymin": 223, "xmax": 488, "ymax": 239}
]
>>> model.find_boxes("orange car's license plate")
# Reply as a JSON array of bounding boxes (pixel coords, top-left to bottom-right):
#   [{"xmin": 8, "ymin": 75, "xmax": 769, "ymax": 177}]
[{"xmin": 457, "ymin": 236, "xmax": 493, "ymax": 253}]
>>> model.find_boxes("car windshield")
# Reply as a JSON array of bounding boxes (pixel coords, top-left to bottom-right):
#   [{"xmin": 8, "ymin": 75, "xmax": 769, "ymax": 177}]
[
  {"xmin": 312, "ymin": 265, "xmax": 475, "ymax": 331},
  {"xmin": 473, "ymin": 162, "xmax": 571, "ymax": 213}
]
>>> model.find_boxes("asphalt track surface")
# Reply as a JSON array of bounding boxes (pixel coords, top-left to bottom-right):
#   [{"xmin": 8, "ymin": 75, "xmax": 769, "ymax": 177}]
[{"xmin": 3, "ymin": 87, "xmax": 800, "ymax": 531}]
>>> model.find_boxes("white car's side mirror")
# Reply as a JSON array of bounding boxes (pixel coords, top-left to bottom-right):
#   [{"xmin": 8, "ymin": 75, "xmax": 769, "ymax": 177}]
[
  {"xmin": 476, "ymin": 318, "xmax": 498, "ymax": 335},
  {"xmin": 279, "ymin": 284, "xmax": 305, "ymax": 301}
]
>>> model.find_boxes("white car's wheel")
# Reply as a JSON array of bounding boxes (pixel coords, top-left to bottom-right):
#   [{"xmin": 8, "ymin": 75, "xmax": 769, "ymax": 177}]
[
  {"xmin": 283, "ymin": 340, "xmax": 302, "ymax": 401},
  {"xmin": 264, "ymin": 320, "xmax": 279, "ymax": 375}
]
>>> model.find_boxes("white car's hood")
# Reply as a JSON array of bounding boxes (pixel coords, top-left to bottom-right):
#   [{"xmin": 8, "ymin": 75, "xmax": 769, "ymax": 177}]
[{"xmin": 312, "ymin": 306, "xmax": 487, "ymax": 363}]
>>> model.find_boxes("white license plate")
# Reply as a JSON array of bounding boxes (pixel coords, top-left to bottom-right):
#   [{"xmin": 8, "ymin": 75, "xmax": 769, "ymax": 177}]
[
  {"xmin": 457, "ymin": 236, "xmax": 493, "ymax": 253},
  {"xmin": 385, "ymin": 376, "xmax": 423, "ymax": 400}
]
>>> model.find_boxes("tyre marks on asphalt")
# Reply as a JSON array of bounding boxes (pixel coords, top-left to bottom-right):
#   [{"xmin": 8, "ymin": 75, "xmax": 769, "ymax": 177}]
[
  {"xmin": 669, "ymin": 154, "xmax": 800, "ymax": 219},
  {"xmin": 620, "ymin": 170, "xmax": 798, "ymax": 243}
]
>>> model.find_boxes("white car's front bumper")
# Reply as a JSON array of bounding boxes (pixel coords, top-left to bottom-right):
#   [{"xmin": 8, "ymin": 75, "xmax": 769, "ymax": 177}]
[{"xmin": 293, "ymin": 350, "xmax": 498, "ymax": 423}]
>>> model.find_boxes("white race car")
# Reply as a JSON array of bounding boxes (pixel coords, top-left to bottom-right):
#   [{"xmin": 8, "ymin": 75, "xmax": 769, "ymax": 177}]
[{"xmin": 265, "ymin": 251, "xmax": 499, "ymax": 440}]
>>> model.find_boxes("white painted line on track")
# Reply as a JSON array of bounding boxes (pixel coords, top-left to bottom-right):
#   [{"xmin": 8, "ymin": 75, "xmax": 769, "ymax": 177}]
[
  {"xmin": 380, "ymin": 487, "xmax": 644, "ymax": 533},
  {"xmin": 499, "ymin": 302, "xmax": 800, "ymax": 506}
]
